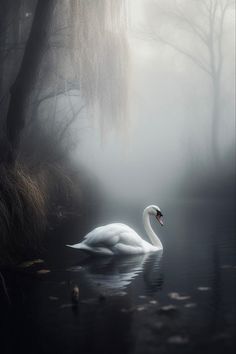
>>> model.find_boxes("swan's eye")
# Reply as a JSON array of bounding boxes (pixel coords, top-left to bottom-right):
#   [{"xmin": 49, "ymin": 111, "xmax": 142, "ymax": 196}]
[{"xmin": 156, "ymin": 210, "xmax": 163, "ymax": 217}]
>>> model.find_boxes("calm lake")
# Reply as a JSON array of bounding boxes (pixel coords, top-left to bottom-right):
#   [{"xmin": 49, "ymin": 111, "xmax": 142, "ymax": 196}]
[{"xmin": 1, "ymin": 199, "xmax": 235, "ymax": 354}]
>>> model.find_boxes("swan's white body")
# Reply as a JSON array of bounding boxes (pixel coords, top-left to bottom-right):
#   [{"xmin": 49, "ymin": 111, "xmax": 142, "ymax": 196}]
[{"xmin": 67, "ymin": 205, "xmax": 163, "ymax": 255}]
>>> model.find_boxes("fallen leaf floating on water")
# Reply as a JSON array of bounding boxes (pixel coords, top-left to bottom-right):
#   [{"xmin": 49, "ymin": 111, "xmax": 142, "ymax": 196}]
[
  {"xmin": 167, "ymin": 335, "xmax": 189, "ymax": 344},
  {"xmin": 197, "ymin": 286, "xmax": 211, "ymax": 291},
  {"xmin": 184, "ymin": 303, "xmax": 197, "ymax": 308},
  {"xmin": 37, "ymin": 269, "xmax": 51, "ymax": 275},
  {"xmin": 168, "ymin": 292, "xmax": 191, "ymax": 301},
  {"xmin": 158, "ymin": 305, "xmax": 178, "ymax": 315},
  {"xmin": 160, "ymin": 305, "xmax": 177, "ymax": 311},
  {"xmin": 149, "ymin": 300, "xmax": 158, "ymax": 305},
  {"xmin": 18, "ymin": 259, "xmax": 44, "ymax": 268},
  {"xmin": 137, "ymin": 305, "xmax": 146, "ymax": 312}
]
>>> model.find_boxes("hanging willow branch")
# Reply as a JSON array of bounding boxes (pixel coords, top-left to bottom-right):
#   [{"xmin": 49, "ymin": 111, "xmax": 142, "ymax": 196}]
[{"xmin": 69, "ymin": 0, "xmax": 129, "ymax": 132}]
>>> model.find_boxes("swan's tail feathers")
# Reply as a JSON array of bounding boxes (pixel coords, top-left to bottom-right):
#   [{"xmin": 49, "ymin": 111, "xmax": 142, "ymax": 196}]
[
  {"xmin": 66, "ymin": 243, "xmax": 90, "ymax": 251},
  {"xmin": 66, "ymin": 244, "xmax": 77, "ymax": 249}
]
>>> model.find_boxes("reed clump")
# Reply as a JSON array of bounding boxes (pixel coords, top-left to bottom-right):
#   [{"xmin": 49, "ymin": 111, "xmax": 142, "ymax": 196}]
[
  {"xmin": 0, "ymin": 162, "xmax": 47, "ymax": 265},
  {"xmin": 0, "ymin": 159, "xmax": 82, "ymax": 265}
]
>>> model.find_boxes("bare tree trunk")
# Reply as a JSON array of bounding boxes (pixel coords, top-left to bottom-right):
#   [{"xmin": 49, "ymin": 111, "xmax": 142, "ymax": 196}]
[
  {"xmin": 149, "ymin": 0, "xmax": 233, "ymax": 164},
  {"xmin": 0, "ymin": 1, "xmax": 21, "ymax": 98},
  {"xmin": 4, "ymin": 0, "xmax": 56, "ymax": 164},
  {"xmin": 211, "ymin": 75, "xmax": 220, "ymax": 163}
]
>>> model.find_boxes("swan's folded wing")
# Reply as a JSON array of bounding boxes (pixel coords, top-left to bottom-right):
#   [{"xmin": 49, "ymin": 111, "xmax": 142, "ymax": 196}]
[
  {"xmin": 83, "ymin": 223, "xmax": 141, "ymax": 248},
  {"xmin": 83, "ymin": 224, "xmax": 122, "ymax": 247},
  {"xmin": 118, "ymin": 229, "xmax": 145, "ymax": 247}
]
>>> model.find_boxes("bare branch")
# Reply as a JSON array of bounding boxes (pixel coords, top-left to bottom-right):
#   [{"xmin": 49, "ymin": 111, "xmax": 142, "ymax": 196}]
[
  {"xmin": 216, "ymin": 0, "xmax": 229, "ymax": 76},
  {"xmin": 167, "ymin": 7, "xmax": 209, "ymax": 46},
  {"xmin": 58, "ymin": 104, "xmax": 86, "ymax": 141},
  {"xmin": 150, "ymin": 31, "xmax": 212, "ymax": 76},
  {"xmin": 34, "ymin": 81, "xmax": 80, "ymax": 107}
]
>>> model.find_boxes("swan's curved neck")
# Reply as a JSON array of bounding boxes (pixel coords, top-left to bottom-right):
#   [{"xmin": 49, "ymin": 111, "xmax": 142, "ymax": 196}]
[{"xmin": 143, "ymin": 207, "xmax": 163, "ymax": 249}]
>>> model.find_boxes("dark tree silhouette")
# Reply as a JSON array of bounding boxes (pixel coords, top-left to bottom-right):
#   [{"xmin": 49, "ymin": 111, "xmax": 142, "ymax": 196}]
[
  {"xmin": 0, "ymin": 0, "xmax": 129, "ymax": 264},
  {"xmin": 4, "ymin": 0, "xmax": 56, "ymax": 164}
]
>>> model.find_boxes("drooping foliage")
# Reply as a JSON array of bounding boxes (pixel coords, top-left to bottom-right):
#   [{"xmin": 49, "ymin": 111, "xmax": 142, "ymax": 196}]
[{"xmin": 69, "ymin": 0, "xmax": 129, "ymax": 131}]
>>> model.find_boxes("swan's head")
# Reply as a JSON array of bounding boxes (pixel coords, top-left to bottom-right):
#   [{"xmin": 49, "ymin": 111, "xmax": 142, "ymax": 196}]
[{"xmin": 148, "ymin": 205, "xmax": 164, "ymax": 226}]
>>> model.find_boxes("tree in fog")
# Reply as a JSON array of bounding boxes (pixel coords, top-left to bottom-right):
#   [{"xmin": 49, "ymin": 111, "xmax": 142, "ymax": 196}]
[
  {"xmin": 146, "ymin": 0, "xmax": 234, "ymax": 162},
  {"xmin": 0, "ymin": 0, "xmax": 128, "ymax": 164},
  {"xmin": 5, "ymin": 0, "xmax": 56, "ymax": 163}
]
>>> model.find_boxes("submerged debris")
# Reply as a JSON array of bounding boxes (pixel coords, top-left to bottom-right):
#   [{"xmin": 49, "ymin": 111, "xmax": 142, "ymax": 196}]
[
  {"xmin": 0, "ymin": 271, "xmax": 11, "ymax": 305},
  {"xmin": 98, "ymin": 294, "xmax": 106, "ymax": 302},
  {"xmin": 67, "ymin": 266, "xmax": 83, "ymax": 272},
  {"xmin": 121, "ymin": 307, "xmax": 135, "ymax": 313},
  {"xmin": 60, "ymin": 303, "xmax": 74, "ymax": 309},
  {"xmin": 49, "ymin": 296, "xmax": 59, "ymax": 301},
  {"xmin": 81, "ymin": 298, "xmax": 98, "ymax": 305},
  {"xmin": 115, "ymin": 291, "xmax": 127, "ymax": 297},
  {"xmin": 221, "ymin": 264, "xmax": 236, "ymax": 270},
  {"xmin": 151, "ymin": 321, "xmax": 164, "ymax": 330},
  {"xmin": 37, "ymin": 269, "xmax": 51, "ymax": 275},
  {"xmin": 71, "ymin": 286, "xmax": 80, "ymax": 303},
  {"xmin": 211, "ymin": 332, "xmax": 231, "ymax": 341},
  {"xmin": 221, "ymin": 264, "xmax": 231, "ymax": 269},
  {"xmin": 167, "ymin": 335, "xmax": 189, "ymax": 344}
]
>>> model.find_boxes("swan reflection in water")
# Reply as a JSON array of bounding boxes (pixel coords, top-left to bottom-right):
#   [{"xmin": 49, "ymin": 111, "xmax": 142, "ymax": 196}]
[{"xmin": 68, "ymin": 252, "xmax": 163, "ymax": 294}]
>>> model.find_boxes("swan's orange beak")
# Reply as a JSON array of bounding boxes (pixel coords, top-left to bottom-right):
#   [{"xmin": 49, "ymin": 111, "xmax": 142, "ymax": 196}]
[{"xmin": 156, "ymin": 215, "xmax": 164, "ymax": 226}]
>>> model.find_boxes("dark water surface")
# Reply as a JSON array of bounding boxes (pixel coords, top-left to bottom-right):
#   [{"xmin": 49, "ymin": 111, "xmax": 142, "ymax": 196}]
[{"xmin": 1, "ymin": 200, "xmax": 235, "ymax": 354}]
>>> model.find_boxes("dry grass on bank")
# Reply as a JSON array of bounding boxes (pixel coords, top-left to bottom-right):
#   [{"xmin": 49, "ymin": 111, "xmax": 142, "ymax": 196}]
[{"xmin": 0, "ymin": 162, "xmax": 47, "ymax": 264}]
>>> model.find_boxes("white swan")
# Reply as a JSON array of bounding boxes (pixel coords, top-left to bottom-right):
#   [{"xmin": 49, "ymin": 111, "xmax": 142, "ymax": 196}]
[{"xmin": 66, "ymin": 205, "xmax": 164, "ymax": 255}]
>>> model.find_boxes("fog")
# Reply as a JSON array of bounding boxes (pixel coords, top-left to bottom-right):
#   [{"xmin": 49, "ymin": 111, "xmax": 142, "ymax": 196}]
[
  {"xmin": 69, "ymin": 0, "xmax": 235, "ymax": 205},
  {"xmin": 1, "ymin": 0, "xmax": 234, "ymax": 207}
]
